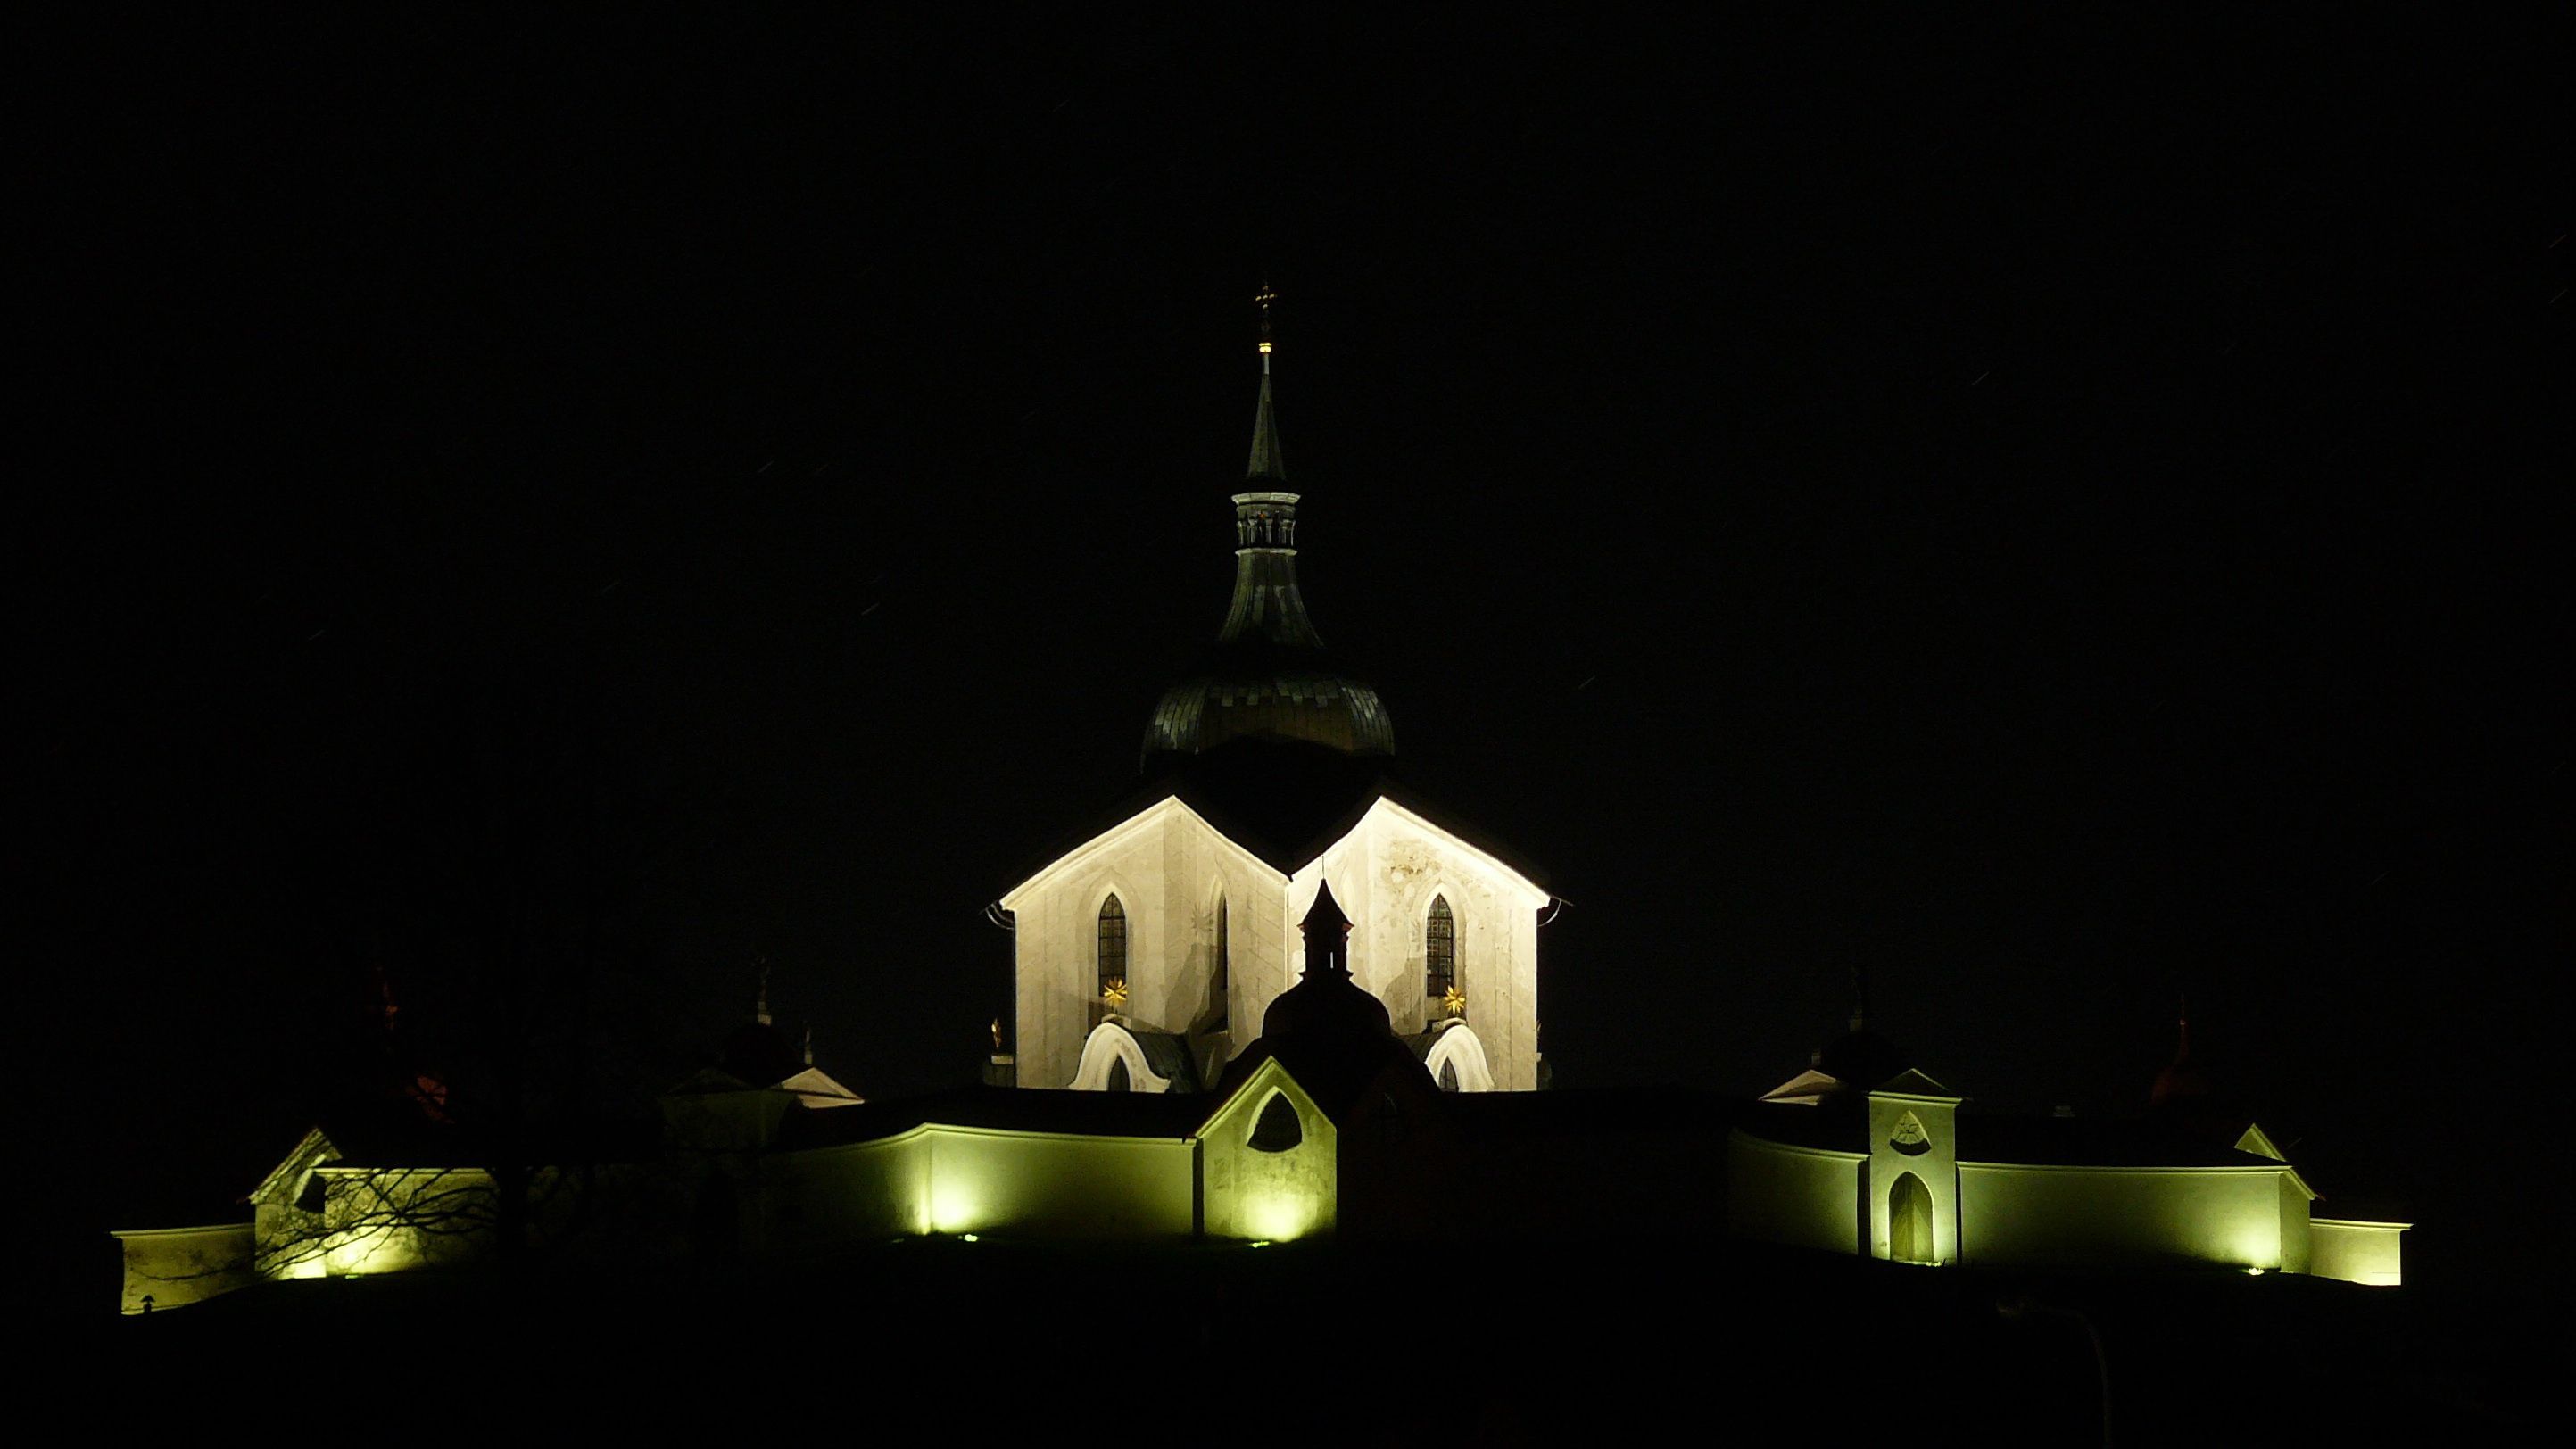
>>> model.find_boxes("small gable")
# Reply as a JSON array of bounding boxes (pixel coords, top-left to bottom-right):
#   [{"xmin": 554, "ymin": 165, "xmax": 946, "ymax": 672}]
[
  {"xmin": 1869, "ymin": 1068, "xmax": 1958, "ymax": 1099},
  {"xmin": 2234, "ymin": 1122, "xmax": 2287, "ymax": 1162}
]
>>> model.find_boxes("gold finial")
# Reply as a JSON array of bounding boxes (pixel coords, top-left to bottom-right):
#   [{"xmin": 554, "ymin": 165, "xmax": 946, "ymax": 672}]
[
  {"xmin": 1441, "ymin": 985, "xmax": 1467, "ymax": 1019},
  {"xmin": 1101, "ymin": 977, "xmax": 1129, "ymax": 1011},
  {"xmin": 1255, "ymin": 282, "xmax": 1276, "ymax": 360}
]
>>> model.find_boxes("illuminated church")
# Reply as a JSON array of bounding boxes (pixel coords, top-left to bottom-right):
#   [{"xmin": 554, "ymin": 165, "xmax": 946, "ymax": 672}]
[
  {"xmin": 112, "ymin": 297, "xmax": 2407, "ymax": 1310},
  {"xmin": 999, "ymin": 289, "xmax": 1543, "ymax": 1104}
]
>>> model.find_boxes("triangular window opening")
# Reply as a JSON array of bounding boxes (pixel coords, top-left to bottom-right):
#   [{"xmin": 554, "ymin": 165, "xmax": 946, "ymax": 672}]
[
  {"xmin": 1106, "ymin": 1056, "xmax": 1131, "ymax": 1093},
  {"xmin": 1248, "ymin": 1091, "xmax": 1302, "ymax": 1153},
  {"xmin": 1438, "ymin": 1060, "xmax": 1460, "ymax": 1092},
  {"xmin": 1890, "ymin": 1110, "xmax": 1931, "ymax": 1155}
]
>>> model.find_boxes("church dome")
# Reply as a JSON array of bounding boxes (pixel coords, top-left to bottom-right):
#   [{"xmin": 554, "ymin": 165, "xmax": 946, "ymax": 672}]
[{"xmin": 1146, "ymin": 649, "xmax": 1396, "ymax": 760}]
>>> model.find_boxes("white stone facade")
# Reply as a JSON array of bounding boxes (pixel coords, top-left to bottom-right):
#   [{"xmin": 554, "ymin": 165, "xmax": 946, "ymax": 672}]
[{"xmin": 1000, "ymin": 795, "xmax": 1548, "ymax": 1091}]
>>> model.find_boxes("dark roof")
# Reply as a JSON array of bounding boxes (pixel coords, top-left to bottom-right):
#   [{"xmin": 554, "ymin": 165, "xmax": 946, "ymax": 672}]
[
  {"xmin": 1128, "ymin": 1026, "xmax": 1202, "ymax": 1094},
  {"xmin": 1815, "ymin": 1028, "xmax": 1911, "ymax": 1091},
  {"xmin": 1734, "ymin": 1097, "xmax": 1874, "ymax": 1154},
  {"xmin": 306, "ymin": 1108, "xmax": 656, "ymax": 1170},
  {"xmin": 1146, "ymin": 660, "xmax": 1396, "ymax": 762},
  {"xmin": 776, "ymin": 1084, "xmax": 1207, "ymax": 1149},
  {"xmin": 1729, "ymin": 1099, "xmax": 2307, "ymax": 1171},
  {"xmin": 999, "ymin": 738, "xmax": 1547, "ymax": 896},
  {"xmin": 718, "ymin": 1021, "xmax": 805, "ymax": 1089},
  {"xmin": 1439, "ymin": 1086, "xmax": 1739, "ymax": 1141},
  {"xmin": 1954, "ymin": 1112, "xmax": 2289, "ymax": 1170}
]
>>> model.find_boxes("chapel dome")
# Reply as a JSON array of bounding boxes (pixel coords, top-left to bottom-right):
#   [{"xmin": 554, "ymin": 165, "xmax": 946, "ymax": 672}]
[
  {"xmin": 1231, "ymin": 882, "xmax": 1428, "ymax": 1110},
  {"xmin": 1263, "ymin": 948, "xmax": 1398, "ymax": 1045}
]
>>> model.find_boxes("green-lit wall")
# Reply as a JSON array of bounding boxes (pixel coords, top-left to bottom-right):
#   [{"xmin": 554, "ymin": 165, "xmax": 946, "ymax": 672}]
[
  {"xmin": 1959, "ymin": 1163, "xmax": 2292, "ymax": 1270},
  {"xmin": 113, "ymin": 1224, "xmax": 257, "ymax": 1313},
  {"xmin": 2309, "ymin": 1220, "xmax": 2405, "ymax": 1286},
  {"xmin": 2276, "ymin": 1172, "xmax": 2312, "ymax": 1275},
  {"xmin": 776, "ymin": 1125, "xmax": 1197, "ymax": 1242},
  {"xmin": 772, "ymin": 1133, "xmax": 929, "ymax": 1243},
  {"xmin": 1727, "ymin": 1132, "xmax": 1862, "ymax": 1255},
  {"xmin": 927, "ymin": 1126, "xmax": 1195, "ymax": 1236},
  {"xmin": 1201, "ymin": 1065, "xmax": 1337, "ymax": 1241}
]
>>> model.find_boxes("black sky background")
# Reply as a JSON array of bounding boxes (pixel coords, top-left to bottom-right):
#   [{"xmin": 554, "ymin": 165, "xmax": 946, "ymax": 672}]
[{"xmin": 29, "ymin": 9, "xmax": 2566, "ymax": 1293}]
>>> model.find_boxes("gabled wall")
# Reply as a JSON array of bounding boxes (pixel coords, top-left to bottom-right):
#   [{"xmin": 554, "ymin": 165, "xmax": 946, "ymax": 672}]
[
  {"xmin": 1004, "ymin": 799, "xmax": 1288, "ymax": 1089},
  {"xmin": 1290, "ymin": 799, "xmax": 1547, "ymax": 1089},
  {"xmin": 1004, "ymin": 795, "xmax": 1547, "ymax": 1092},
  {"xmin": 1200, "ymin": 1059, "xmax": 1337, "ymax": 1240}
]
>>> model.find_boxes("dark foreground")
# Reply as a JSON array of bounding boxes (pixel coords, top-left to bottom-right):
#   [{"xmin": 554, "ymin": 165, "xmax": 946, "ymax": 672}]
[{"xmin": 68, "ymin": 1238, "xmax": 2551, "ymax": 1442}]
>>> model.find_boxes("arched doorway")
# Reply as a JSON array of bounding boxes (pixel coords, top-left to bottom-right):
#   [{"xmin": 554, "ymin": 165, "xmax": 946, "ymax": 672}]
[{"xmin": 1889, "ymin": 1172, "xmax": 1934, "ymax": 1263}]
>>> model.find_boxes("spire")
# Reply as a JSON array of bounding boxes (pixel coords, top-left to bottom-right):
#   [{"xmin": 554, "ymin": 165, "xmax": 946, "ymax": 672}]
[
  {"xmin": 1246, "ymin": 281, "xmax": 1287, "ymax": 483},
  {"xmin": 1221, "ymin": 284, "xmax": 1322, "ymax": 648},
  {"xmin": 754, "ymin": 957, "xmax": 772, "ymax": 1027},
  {"xmin": 1849, "ymin": 964, "xmax": 1871, "ymax": 1035},
  {"xmin": 2149, "ymin": 992, "xmax": 2212, "ymax": 1112}
]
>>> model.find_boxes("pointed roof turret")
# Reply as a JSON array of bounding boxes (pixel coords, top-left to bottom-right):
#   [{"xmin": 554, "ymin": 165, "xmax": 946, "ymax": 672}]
[
  {"xmin": 1238, "ymin": 879, "xmax": 1427, "ymax": 1104},
  {"xmin": 1298, "ymin": 880, "xmax": 1354, "ymax": 977}
]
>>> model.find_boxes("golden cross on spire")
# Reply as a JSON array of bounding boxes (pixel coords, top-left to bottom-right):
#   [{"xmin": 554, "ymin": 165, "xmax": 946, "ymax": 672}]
[{"xmin": 1255, "ymin": 281, "xmax": 1276, "ymax": 362}]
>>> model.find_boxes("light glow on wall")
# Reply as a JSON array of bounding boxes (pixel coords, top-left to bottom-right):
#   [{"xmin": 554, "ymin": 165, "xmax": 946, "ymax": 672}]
[
  {"xmin": 323, "ymin": 1226, "xmax": 425, "ymax": 1278},
  {"xmin": 1241, "ymin": 1187, "xmax": 1327, "ymax": 1242},
  {"xmin": 928, "ymin": 1182, "xmax": 988, "ymax": 1236}
]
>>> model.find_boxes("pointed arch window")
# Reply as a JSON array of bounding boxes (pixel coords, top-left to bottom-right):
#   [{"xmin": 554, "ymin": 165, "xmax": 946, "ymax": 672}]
[
  {"xmin": 1096, "ymin": 895, "xmax": 1127, "ymax": 1027},
  {"xmin": 1425, "ymin": 895, "xmax": 1456, "ymax": 1006},
  {"xmin": 1212, "ymin": 894, "xmax": 1230, "ymax": 1033},
  {"xmin": 1889, "ymin": 1172, "xmax": 1934, "ymax": 1264}
]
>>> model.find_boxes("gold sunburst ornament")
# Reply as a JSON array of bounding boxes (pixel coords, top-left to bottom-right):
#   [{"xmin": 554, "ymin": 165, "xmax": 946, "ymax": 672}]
[
  {"xmin": 1442, "ymin": 985, "xmax": 1467, "ymax": 1019},
  {"xmin": 1101, "ymin": 978, "xmax": 1128, "ymax": 1010}
]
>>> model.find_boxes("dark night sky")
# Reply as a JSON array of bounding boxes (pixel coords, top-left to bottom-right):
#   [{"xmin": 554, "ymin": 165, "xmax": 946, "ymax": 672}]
[{"xmin": 30, "ymin": 10, "xmax": 2566, "ymax": 1290}]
